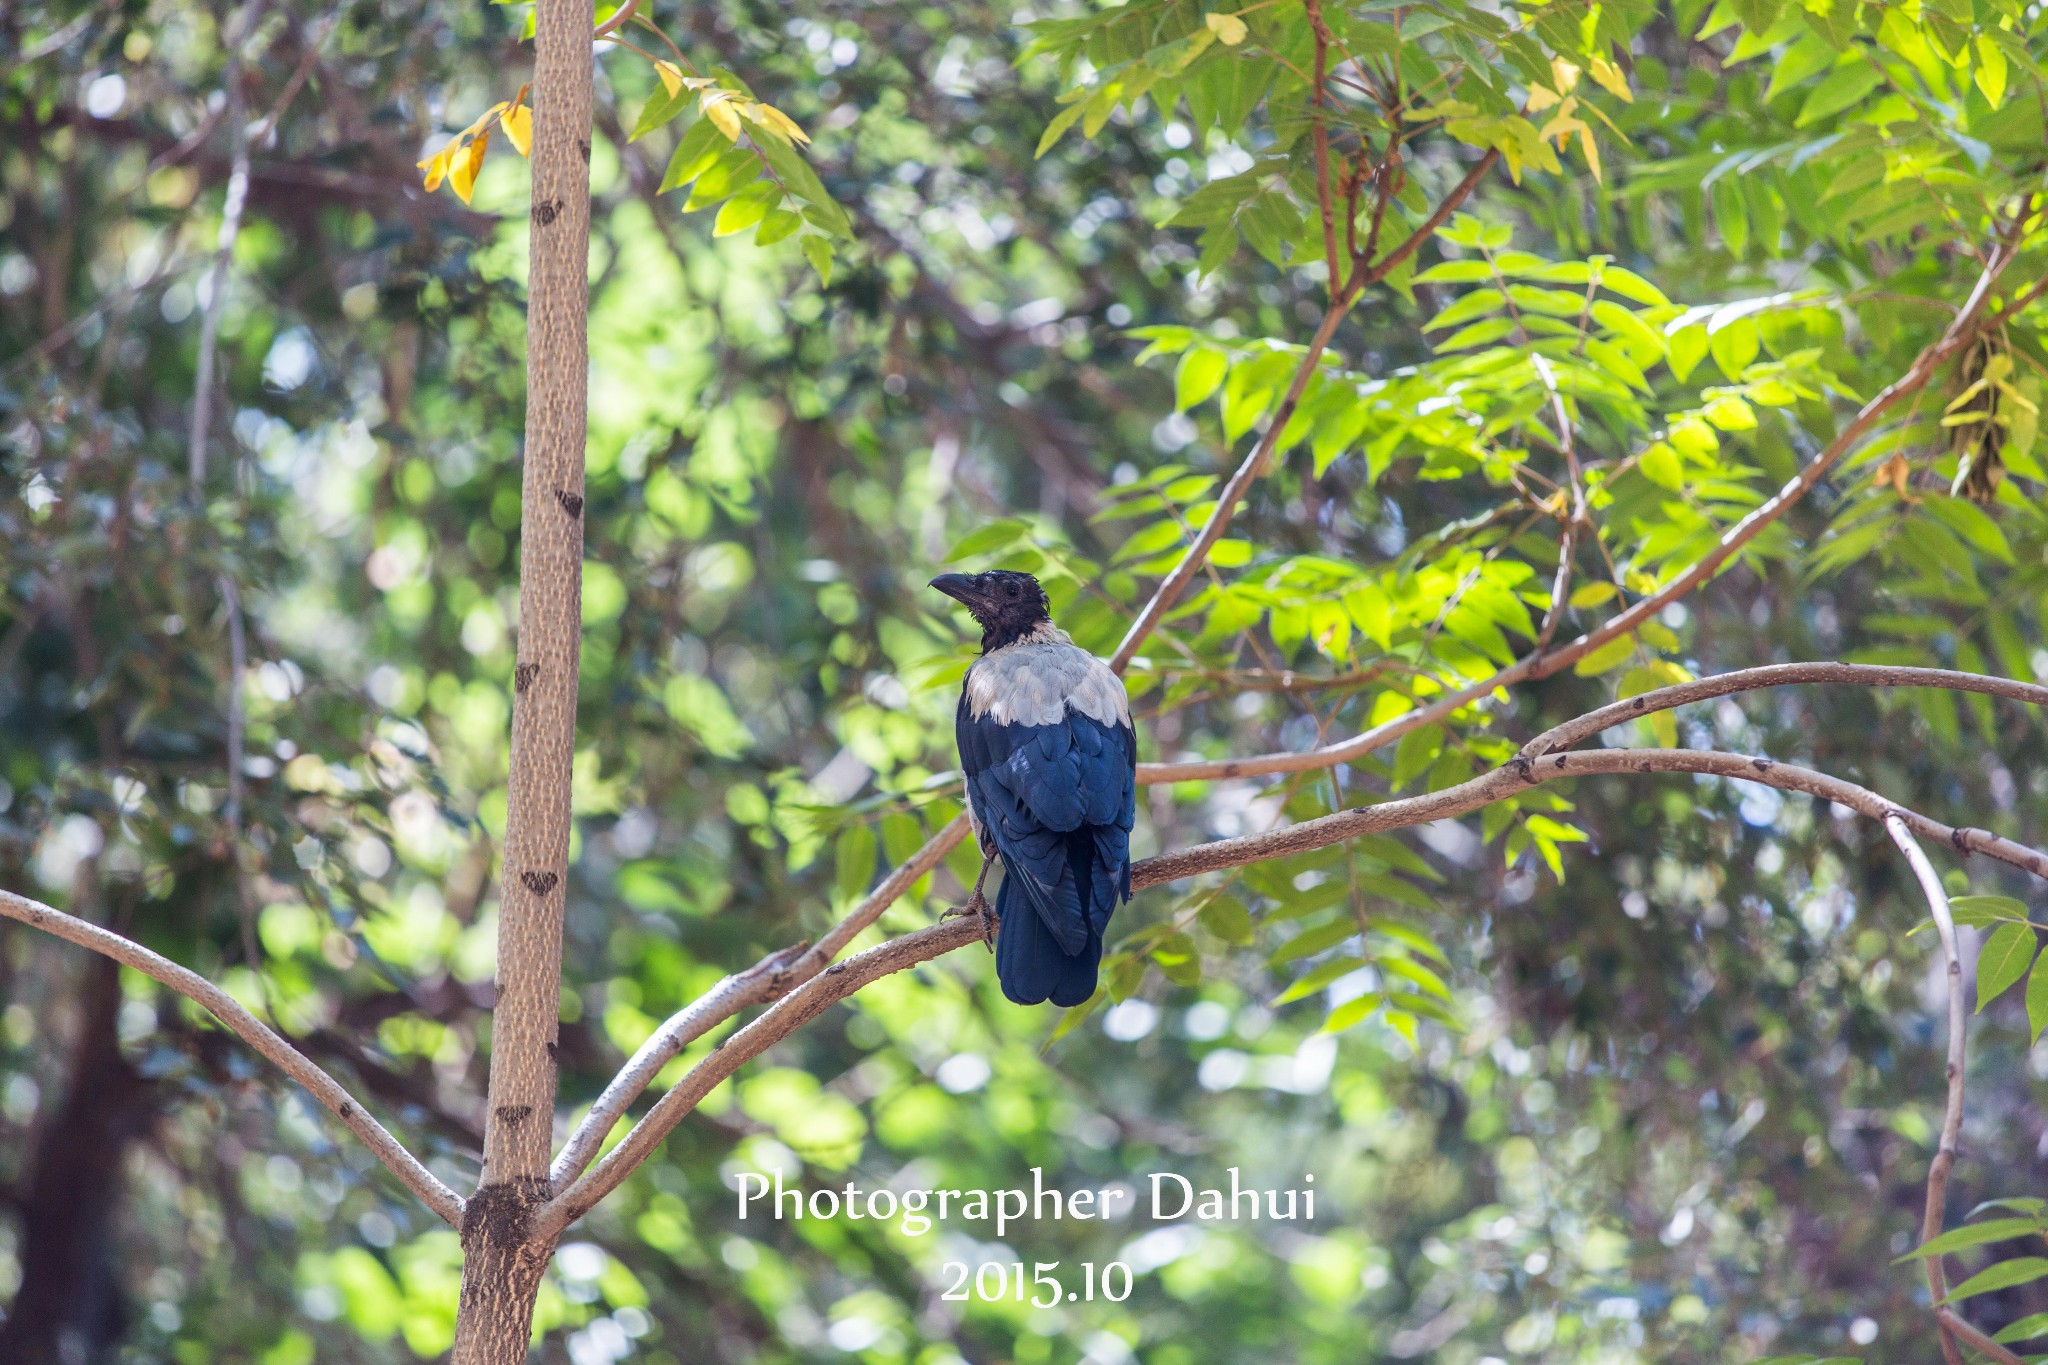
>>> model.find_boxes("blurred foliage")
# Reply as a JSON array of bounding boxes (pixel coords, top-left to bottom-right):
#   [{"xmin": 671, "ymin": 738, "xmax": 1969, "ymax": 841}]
[{"xmin": 5, "ymin": 0, "xmax": 2048, "ymax": 1362}]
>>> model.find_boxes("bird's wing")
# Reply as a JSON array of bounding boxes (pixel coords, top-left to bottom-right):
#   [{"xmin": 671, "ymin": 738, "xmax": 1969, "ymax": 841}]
[{"xmin": 960, "ymin": 717, "xmax": 1133, "ymax": 953}]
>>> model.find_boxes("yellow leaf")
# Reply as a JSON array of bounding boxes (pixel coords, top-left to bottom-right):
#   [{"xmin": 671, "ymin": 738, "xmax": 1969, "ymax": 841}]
[
  {"xmin": 1875, "ymin": 452, "xmax": 1916, "ymax": 500},
  {"xmin": 751, "ymin": 103, "xmax": 811, "ymax": 145},
  {"xmin": 451, "ymin": 131, "xmax": 487, "ymax": 204},
  {"xmin": 417, "ymin": 146, "xmax": 452, "ymax": 192},
  {"xmin": 1577, "ymin": 124, "xmax": 1602, "ymax": 182},
  {"xmin": 1587, "ymin": 56, "xmax": 1633, "ymax": 102},
  {"xmin": 1550, "ymin": 56, "xmax": 1582, "ymax": 92},
  {"xmin": 463, "ymin": 101, "xmax": 510, "ymax": 140},
  {"xmin": 701, "ymin": 90, "xmax": 743, "ymax": 141},
  {"xmin": 501, "ymin": 104, "xmax": 533, "ymax": 158},
  {"xmin": 1524, "ymin": 84, "xmax": 1563, "ymax": 112},
  {"xmin": 1205, "ymin": 11, "xmax": 1248, "ymax": 45},
  {"xmin": 655, "ymin": 60, "xmax": 684, "ymax": 97},
  {"xmin": 1538, "ymin": 101, "xmax": 1584, "ymax": 145}
]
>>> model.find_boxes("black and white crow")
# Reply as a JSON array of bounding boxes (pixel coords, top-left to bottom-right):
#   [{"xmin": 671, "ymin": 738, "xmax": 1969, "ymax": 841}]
[{"xmin": 930, "ymin": 570, "xmax": 1136, "ymax": 1007}]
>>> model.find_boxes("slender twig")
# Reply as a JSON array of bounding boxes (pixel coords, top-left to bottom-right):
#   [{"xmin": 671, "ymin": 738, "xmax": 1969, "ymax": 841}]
[
  {"xmin": 1521, "ymin": 662, "xmax": 2048, "ymax": 761},
  {"xmin": 547, "ymin": 940, "xmax": 809, "ymax": 1185},
  {"xmin": 0, "ymin": 887, "xmax": 462, "ymax": 1225},
  {"xmin": 1147, "ymin": 251, "xmax": 2031, "ymax": 784},
  {"xmin": 1137, "ymin": 746, "xmax": 2048, "ymax": 887},
  {"xmin": 549, "ymin": 814, "xmax": 968, "ymax": 1181},
  {"xmin": 1885, "ymin": 814, "xmax": 1968, "ymax": 1365},
  {"xmin": 187, "ymin": 1, "xmax": 269, "ymax": 490},
  {"xmin": 594, "ymin": 0, "xmax": 641, "ymax": 38},
  {"xmin": 1937, "ymin": 1309, "xmax": 2030, "ymax": 1365},
  {"xmin": 1107, "ymin": 148, "xmax": 1501, "ymax": 675},
  {"xmin": 536, "ymin": 742, "xmax": 2048, "ymax": 1236},
  {"xmin": 1306, "ymin": 0, "xmax": 1342, "ymax": 291}
]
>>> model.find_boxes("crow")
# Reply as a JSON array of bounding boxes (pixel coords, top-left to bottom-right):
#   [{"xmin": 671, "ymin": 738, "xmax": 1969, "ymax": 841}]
[{"xmin": 930, "ymin": 570, "xmax": 1136, "ymax": 1007}]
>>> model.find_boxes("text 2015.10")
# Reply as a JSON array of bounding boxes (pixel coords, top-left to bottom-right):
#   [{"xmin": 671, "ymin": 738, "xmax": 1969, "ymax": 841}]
[{"xmin": 939, "ymin": 1261, "xmax": 1134, "ymax": 1304}]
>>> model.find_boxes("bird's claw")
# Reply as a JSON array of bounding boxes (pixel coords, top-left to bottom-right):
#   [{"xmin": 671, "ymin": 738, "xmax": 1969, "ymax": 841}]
[{"xmin": 942, "ymin": 892, "xmax": 997, "ymax": 951}]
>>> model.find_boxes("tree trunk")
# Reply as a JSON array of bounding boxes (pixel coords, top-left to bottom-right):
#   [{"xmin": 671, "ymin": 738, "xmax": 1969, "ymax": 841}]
[
  {"xmin": 0, "ymin": 954, "xmax": 156, "ymax": 1365},
  {"xmin": 450, "ymin": 0, "xmax": 592, "ymax": 1356}
]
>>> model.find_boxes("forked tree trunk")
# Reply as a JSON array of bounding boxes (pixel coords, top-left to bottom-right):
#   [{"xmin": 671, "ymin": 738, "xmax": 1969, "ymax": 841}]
[{"xmin": 450, "ymin": 0, "xmax": 593, "ymax": 1356}]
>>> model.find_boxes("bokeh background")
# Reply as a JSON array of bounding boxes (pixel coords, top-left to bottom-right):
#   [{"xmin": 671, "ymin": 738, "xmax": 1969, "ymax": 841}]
[{"xmin": 4, "ymin": 1, "xmax": 2047, "ymax": 1362}]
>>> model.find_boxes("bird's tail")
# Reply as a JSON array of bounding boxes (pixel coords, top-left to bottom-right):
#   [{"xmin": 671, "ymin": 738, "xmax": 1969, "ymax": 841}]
[{"xmin": 994, "ymin": 871, "xmax": 1101, "ymax": 1008}]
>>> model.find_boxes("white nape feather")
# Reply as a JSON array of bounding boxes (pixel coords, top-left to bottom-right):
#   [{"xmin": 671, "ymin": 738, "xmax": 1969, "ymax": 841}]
[{"xmin": 964, "ymin": 622, "xmax": 1130, "ymax": 729}]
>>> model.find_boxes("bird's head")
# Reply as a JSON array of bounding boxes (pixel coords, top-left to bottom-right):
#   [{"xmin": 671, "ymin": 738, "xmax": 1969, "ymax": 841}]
[{"xmin": 929, "ymin": 569, "xmax": 1052, "ymax": 652}]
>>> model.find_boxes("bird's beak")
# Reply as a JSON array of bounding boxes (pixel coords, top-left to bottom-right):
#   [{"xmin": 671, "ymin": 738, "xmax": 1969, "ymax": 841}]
[{"xmin": 929, "ymin": 574, "xmax": 982, "ymax": 609}]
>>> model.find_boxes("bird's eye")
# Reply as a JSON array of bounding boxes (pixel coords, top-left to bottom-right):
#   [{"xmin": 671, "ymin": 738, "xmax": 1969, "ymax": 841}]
[{"xmin": 1005, "ymin": 582, "xmax": 1018, "ymax": 597}]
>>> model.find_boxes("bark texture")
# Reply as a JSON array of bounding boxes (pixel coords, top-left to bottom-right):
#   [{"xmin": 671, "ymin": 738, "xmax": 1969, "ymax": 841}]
[{"xmin": 452, "ymin": 0, "xmax": 593, "ymax": 1355}]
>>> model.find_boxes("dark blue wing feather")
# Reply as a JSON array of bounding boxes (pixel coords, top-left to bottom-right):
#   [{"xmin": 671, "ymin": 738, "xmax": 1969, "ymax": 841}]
[{"xmin": 957, "ymin": 675, "xmax": 1135, "ymax": 1005}]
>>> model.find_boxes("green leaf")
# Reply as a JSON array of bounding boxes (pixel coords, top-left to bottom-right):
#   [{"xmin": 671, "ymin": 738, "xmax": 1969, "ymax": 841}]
[
  {"xmin": 1796, "ymin": 64, "xmax": 1884, "ymax": 128},
  {"xmin": 1390, "ymin": 724, "xmax": 1444, "ymax": 792},
  {"xmin": 1321, "ymin": 992, "xmax": 1382, "ymax": 1033},
  {"xmin": 658, "ymin": 118, "xmax": 725, "ymax": 193},
  {"xmin": 631, "ymin": 82, "xmax": 692, "ymax": 142},
  {"xmin": 1708, "ymin": 316, "xmax": 1760, "ymax": 380},
  {"xmin": 1267, "ymin": 916, "xmax": 1358, "ymax": 966},
  {"xmin": 1949, "ymin": 895, "xmax": 2034, "ymax": 927},
  {"xmin": 1943, "ymin": 1256, "xmax": 2048, "ymax": 1303},
  {"xmin": 1198, "ymin": 894, "xmax": 1253, "ymax": 944},
  {"xmin": 1276, "ymin": 955, "xmax": 1367, "ymax": 1004},
  {"xmin": 756, "ymin": 137, "xmax": 851, "ymax": 238},
  {"xmin": 1573, "ymin": 632, "xmax": 1637, "ymax": 677},
  {"xmin": 1668, "ymin": 324, "xmax": 1708, "ymax": 382},
  {"xmin": 1994, "ymin": 1312, "xmax": 2048, "ymax": 1345},
  {"xmin": 1046, "ymin": 994, "xmax": 1105, "ymax": 1045},
  {"xmin": 834, "ymin": 824, "xmax": 876, "ymax": 904},
  {"xmin": 801, "ymin": 235, "xmax": 834, "ymax": 285},
  {"xmin": 944, "ymin": 519, "xmax": 1029, "ymax": 561},
  {"xmin": 1640, "ymin": 441, "xmax": 1684, "ymax": 490},
  {"xmin": 2029, "ymin": 959, "xmax": 2048, "ymax": 1042},
  {"xmin": 1976, "ymin": 921, "xmax": 2037, "ymax": 1011},
  {"xmin": 1895, "ymin": 1218, "xmax": 2042, "ymax": 1262},
  {"xmin": 1036, "ymin": 103, "xmax": 1085, "ymax": 158},
  {"xmin": 1176, "ymin": 348, "xmax": 1228, "ymax": 410},
  {"xmin": 754, "ymin": 208, "xmax": 803, "ymax": 246},
  {"xmin": 713, "ymin": 181, "xmax": 779, "ymax": 238}
]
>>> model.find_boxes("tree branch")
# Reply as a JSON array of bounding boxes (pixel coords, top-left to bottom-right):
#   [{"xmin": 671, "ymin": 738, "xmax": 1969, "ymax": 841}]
[
  {"xmin": 1106, "ymin": 148, "xmax": 1501, "ymax": 675},
  {"xmin": 1520, "ymin": 662, "xmax": 2048, "ymax": 761},
  {"xmin": 540, "ymin": 735, "xmax": 2048, "ymax": 1236},
  {"xmin": 1137, "ymin": 746, "xmax": 2048, "ymax": 887},
  {"xmin": 0, "ymin": 887, "xmax": 462, "ymax": 1226},
  {"xmin": 537, "ymin": 913, "xmax": 989, "ymax": 1237},
  {"xmin": 1884, "ymin": 814, "xmax": 1969, "ymax": 1365},
  {"xmin": 187, "ymin": 0, "xmax": 266, "ymax": 491},
  {"xmin": 1936, "ymin": 1309, "xmax": 2030, "ymax": 1365},
  {"xmin": 548, "ymin": 813, "xmax": 970, "ymax": 1184},
  {"xmin": 1142, "ymin": 248, "xmax": 2031, "ymax": 784}
]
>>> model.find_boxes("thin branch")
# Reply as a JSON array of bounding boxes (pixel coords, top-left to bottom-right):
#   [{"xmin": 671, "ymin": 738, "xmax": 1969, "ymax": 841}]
[
  {"xmin": 538, "ymin": 913, "xmax": 989, "ymax": 1237},
  {"xmin": 187, "ymin": 0, "xmax": 269, "ymax": 490},
  {"xmin": 1884, "ymin": 813, "xmax": 1969, "ymax": 1365},
  {"xmin": 1306, "ymin": 0, "xmax": 1342, "ymax": 290},
  {"xmin": 1521, "ymin": 662, "xmax": 2048, "ymax": 761},
  {"xmin": 603, "ymin": 661, "xmax": 2042, "ymax": 1156},
  {"xmin": 1937, "ymin": 1309, "xmax": 2030, "ymax": 1365},
  {"xmin": 1137, "ymin": 746, "xmax": 2048, "ymax": 887},
  {"xmin": 1106, "ymin": 148, "xmax": 1501, "ymax": 675},
  {"xmin": 1146, "ymin": 250, "xmax": 2031, "ymax": 784},
  {"xmin": 548, "ymin": 814, "xmax": 969, "ymax": 1183},
  {"xmin": 547, "ymin": 940, "xmax": 808, "ymax": 1186},
  {"xmin": 593, "ymin": 0, "xmax": 641, "ymax": 38},
  {"xmin": 0, "ymin": 887, "xmax": 462, "ymax": 1226},
  {"xmin": 537, "ymin": 743, "xmax": 2048, "ymax": 1236}
]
